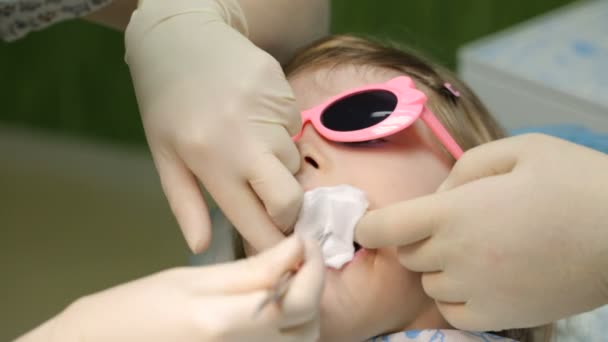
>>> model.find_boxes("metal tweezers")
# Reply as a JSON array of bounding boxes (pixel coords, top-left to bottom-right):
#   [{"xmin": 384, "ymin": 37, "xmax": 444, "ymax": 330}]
[{"xmin": 253, "ymin": 232, "xmax": 331, "ymax": 317}]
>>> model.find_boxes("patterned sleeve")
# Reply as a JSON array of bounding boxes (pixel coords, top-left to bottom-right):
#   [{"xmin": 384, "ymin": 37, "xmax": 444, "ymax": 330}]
[{"xmin": 0, "ymin": 0, "xmax": 113, "ymax": 42}]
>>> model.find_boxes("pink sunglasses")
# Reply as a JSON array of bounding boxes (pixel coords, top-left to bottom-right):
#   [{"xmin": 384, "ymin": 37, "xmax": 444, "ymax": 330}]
[{"xmin": 293, "ymin": 76, "xmax": 463, "ymax": 159}]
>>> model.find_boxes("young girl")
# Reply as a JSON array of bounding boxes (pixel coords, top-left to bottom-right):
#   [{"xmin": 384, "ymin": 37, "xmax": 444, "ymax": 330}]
[{"xmin": 233, "ymin": 34, "xmax": 535, "ymax": 341}]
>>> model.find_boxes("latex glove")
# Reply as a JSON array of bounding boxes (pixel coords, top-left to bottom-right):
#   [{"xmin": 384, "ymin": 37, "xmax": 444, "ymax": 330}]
[
  {"xmin": 355, "ymin": 134, "xmax": 608, "ymax": 331},
  {"xmin": 17, "ymin": 236, "xmax": 324, "ymax": 342},
  {"xmin": 125, "ymin": 0, "xmax": 302, "ymax": 253}
]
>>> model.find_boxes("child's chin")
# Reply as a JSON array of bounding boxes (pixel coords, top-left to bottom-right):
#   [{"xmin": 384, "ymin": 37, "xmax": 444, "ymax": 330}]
[{"xmin": 317, "ymin": 272, "xmax": 372, "ymax": 342}]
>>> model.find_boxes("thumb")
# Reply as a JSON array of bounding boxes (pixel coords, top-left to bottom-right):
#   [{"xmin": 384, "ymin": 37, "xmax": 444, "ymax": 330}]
[
  {"xmin": 354, "ymin": 192, "xmax": 449, "ymax": 249},
  {"xmin": 437, "ymin": 136, "xmax": 521, "ymax": 192},
  {"xmin": 197, "ymin": 235, "xmax": 305, "ymax": 294}
]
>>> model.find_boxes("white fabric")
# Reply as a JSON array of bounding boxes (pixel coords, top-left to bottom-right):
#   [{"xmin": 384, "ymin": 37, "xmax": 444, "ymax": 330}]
[
  {"xmin": 552, "ymin": 305, "xmax": 608, "ymax": 342},
  {"xmin": 0, "ymin": 0, "xmax": 112, "ymax": 41},
  {"xmin": 294, "ymin": 185, "xmax": 368, "ymax": 269}
]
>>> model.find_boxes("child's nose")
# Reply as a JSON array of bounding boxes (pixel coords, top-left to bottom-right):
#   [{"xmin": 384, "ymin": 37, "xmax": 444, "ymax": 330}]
[
  {"xmin": 299, "ymin": 142, "xmax": 324, "ymax": 173},
  {"xmin": 296, "ymin": 126, "xmax": 327, "ymax": 173},
  {"xmin": 296, "ymin": 145, "xmax": 325, "ymax": 191},
  {"xmin": 295, "ymin": 129, "xmax": 333, "ymax": 191},
  {"xmin": 303, "ymin": 154, "xmax": 320, "ymax": 170}
]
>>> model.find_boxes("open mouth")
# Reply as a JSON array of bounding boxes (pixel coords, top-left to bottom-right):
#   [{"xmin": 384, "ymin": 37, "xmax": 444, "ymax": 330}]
[{"xmin": 353, "ymin": 241, "xmax": 362, "ymax": 252}]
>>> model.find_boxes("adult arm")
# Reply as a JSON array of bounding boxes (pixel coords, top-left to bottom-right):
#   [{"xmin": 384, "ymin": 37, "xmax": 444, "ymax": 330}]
[
  {"xmin": 125, "ymin": 0, "xmax": 329, "ymax": 253},
  {"xmin": 17, "ymin": 237, "xmax": 324, "ymax": 342}
]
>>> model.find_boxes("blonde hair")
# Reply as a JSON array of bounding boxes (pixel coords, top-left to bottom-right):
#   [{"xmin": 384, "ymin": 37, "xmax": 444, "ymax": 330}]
[{"xmin": 285, "ymin": 34, "xmax": 507, "ymax": 159}]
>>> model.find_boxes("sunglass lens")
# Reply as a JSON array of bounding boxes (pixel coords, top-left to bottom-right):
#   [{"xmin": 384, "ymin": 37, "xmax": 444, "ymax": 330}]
[{"xmin": 320, "ymin": 90, "xmax": 397, "ymax": 132}]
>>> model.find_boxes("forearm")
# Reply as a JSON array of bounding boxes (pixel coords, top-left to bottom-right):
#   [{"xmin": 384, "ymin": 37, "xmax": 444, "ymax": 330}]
[
  {"xmin": 15, "ymin": 308, "xmax": 75, "ymax": 342},
  {"xmin": 85, "ymin": 0, "xmax": 138, "ymax": 31},
  {"xmin": 238, "ymin": 0, "xmax": 330, "ymax": 63},
  {"xmin": 15, "ymin": 318, "xmax": 57, "ymax": 342}
]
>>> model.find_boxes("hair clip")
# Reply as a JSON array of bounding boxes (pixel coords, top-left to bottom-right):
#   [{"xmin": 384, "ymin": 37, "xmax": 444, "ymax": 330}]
[{"xmin": 443, "ymin": 83, "xmax": 461, "ymax": 98}]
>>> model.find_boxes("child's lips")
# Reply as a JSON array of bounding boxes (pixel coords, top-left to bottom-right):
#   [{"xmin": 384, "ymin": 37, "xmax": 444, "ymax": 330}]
[
  {"xmin": 352, "ymin": 245, "xmax": 372, "ymax": 261},
  {"xmin": 326, "ymin": 245, "xmax": 374, "ymax": 272}
]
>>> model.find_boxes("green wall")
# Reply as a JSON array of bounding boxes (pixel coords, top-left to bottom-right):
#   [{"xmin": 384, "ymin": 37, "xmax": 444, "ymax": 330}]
[{"xmin": 0, "ymin": 0, "xmax": 578, "ymax": 146}]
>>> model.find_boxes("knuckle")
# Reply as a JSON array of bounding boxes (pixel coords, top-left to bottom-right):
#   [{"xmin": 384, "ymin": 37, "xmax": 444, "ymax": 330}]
[
  {"xmin": 248, "ymin": 255, "xmax": 276, "ymax": 281},
  {"xmin": 252, "ymin": 51, "xmax": 283, "ymax": 76},
  {"xmin": 452, "ymin": 148, "xmax": 476, "ymax": 173},
  {"xmin": 192, "ymin": 310, "xmax": 231, "ymax": 341},
  {"xmin": 239, "ymin": 51, "xmax": 283, "ymax": 90},
  {"xmin": 176, "ymin": 128, "xmax": 216, "ymax": 154},
  {"xmin": 521, "ymin": 133, "xmax": 551, "ymax": 149},
  {"xmin": 523, "ymin": 132, "xmax": 545, "ymax": 141}
]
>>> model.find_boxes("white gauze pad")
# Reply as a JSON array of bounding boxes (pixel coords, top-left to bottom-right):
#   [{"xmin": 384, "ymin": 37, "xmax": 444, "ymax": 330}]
[{"xmin": 294, "ymin": 185, "xmax": 369, "ymax": 269}]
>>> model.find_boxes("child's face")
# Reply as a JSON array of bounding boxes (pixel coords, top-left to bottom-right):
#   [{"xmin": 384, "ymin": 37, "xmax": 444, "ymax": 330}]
[
  {"xmin": 243, "ymin": 65, "xmax": 453, "ymax": 340},
  {"xmin": 291, "ymin": 66, "xmax": 453, "ymax": 340}
]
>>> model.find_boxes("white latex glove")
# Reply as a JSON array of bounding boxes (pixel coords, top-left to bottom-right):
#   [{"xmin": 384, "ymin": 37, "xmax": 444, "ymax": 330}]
[
  {"xmin": 355, "ymin": 134, "xmax": 608, "ymax": 331},
  {"xmin": 17, "ymin": 236, "xmax": 324, "ymax": 342},
  {"xmin": 125, "ymin": 0, "xmax": 303, "ymax": 253}
]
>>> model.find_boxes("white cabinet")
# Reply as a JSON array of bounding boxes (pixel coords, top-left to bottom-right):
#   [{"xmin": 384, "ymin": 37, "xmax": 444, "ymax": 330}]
[{"xmin": 459, "ymin": 0, "xmax": 608, "ymax": 133}]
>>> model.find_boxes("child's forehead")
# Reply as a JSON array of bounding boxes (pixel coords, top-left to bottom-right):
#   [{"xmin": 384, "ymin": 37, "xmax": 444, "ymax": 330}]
[{"xmin": 288, "ymin": 65, "xmax": 404, "ymax": 111}]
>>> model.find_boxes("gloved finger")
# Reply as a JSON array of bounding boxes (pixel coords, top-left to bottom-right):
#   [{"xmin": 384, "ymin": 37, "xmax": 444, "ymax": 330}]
[
  {"xmin": 437, "ymin": 136, "xmax": 521, "ymax": 192},
  {"xmin": 212, "ymin": 292, "xmax": 318, "ymax": 341},
  {"xmin": 248, "ymin": 151, "xmax": 303, "ymax": 233},
  {"xmin": 354, "ymin": 193, "xmax": 449, "ymax": 249},
  {"xmin": 278, "ymin": 315, "xmax": 321, "ymax": 342},
  {"xmin": 280, "ymin": 239, "xmax": 325, "ymax": 328},
  {"xmin": 190, "ymin": 235, "xmax": 305, "ymax": 294},
  {"xmin": 268, "ymin": 126, "xmax": 301, "ymax": 175},
  {"xmin": 154, "ymin": 148, "xmax": 211, "ymax": 253},
  {"xmin": 397, "ymin": 239, "xmax": 443, "ymax": 272},
  {"xmin": 192, "ymin": 290, "xmax": 278, "ymax": 339},
  {"xmin": 199, "ymin": 167, "xmax": 285, "ymax": 251},
  {"xmin": 421, "ymin": 272, "xmax": 470, "ymax": 304},
  {"xmin": 435, "ymin": 301, "xmax": 497, "ymax": 332}
]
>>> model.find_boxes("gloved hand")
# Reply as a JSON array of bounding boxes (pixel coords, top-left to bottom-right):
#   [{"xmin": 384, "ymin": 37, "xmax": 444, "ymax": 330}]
[
  {"xmin": 17, "ymin": 236, "xmax": 324, "ymax": 342},
  {"xmin": 125, "ymin": 0, "xmax": 303, "ymax": 252},
  {"xmin": 355, "ymin": 134, "xmax": 608, "ymax": 331}
]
